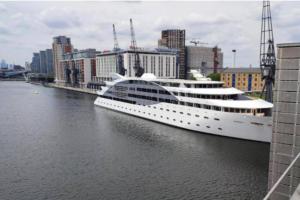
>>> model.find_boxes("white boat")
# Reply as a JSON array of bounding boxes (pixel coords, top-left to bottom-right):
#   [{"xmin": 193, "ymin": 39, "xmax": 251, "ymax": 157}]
[{"xmin": 94, "ymin": 73, "xmax": 273, "ymax": 142}]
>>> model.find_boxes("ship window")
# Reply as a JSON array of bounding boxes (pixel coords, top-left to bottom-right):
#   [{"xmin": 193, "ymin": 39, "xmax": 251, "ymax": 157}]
[
  {"xmin": 180, "ymin": 102, "xmax": 185, "ymax": 105},
  {"xmin": 187, "ymin": 122, "xmax": 191, "ymax": 125},
  {"xmin": 251, "ymin": 122, "xmax": 264, "ymax": 126},
  {"xmin": 171, "ymin": 100, "xmax": 178, "ymax": 104},
  {"xmin": 218, "ymin": 128, "xmax": 222, "ymax": 130},
  {"xmin": 196, "ymin": 124, "xmax": 200, "ymax": 126},
  {"xmin": 159, "ymin": 90, "xmax": 171, "ymax": 95},
  {"xmin": 179, "ymin": 92, "xmax": 186, "ymax": 97},
  {"xmin": 206, "ymin": 126, "xmax": 210, "ymax": 128},
  {"xmin": 195, "ymin": 104, "xmax": 201, "ymax": 108},
  {"xmin": 187, "ymin": 93, "xmax": 194, "ymax": 97},
  {"xmin": 173, "ymin": 119, "xmax": 176, "ymax": 121},
  {"xmin": 151, "ymin": 89, "xmax": 158, "ymax": 93},
  {"xmin": 166, "ymin": 109, "xmax": 170, "ymax": 111},
  {"xmin": 187, "ymin": 102, "xmax": 193, "ymax": 107},
  {"xmin": 160, "ymin": 108, "xmax": 163, "ymax": 110},
  {"xmin": 180, "ymin": 120, "xmax": 183, "ymax": 123},
  {"xmin": 204, "ymin": 116, "xmax": 209, "ymax": 119},
  {"xmin": 153, "ymin": 106, "xmax": 156, "ymax": 109},
  {"xmin": 204, "ymin": 105, "xmax": 211, "ymax": 109},
  {"xmin": 161, "ymin": 116, "xmax": 163, "ymax": 118},
  {"xmin": 195, "ymin": 114, "xmax": 199, "ymax": 117},
  {"xmin": 187, "ymin": 113, "xmax": 191, "ymax": 116},
  {"xmin": 173, "ymin": 110, "xmax": 176, "ymax": 113},
  {"xmin": 173, "ymin": 92, "xmax": 178, "ymax": 96},
  {"xmin": 214, "ymin": 107, "xmax": 221, "ymax": 111},
  {"xmin": 167, "ymin": 117, "xmax": 169, "ymax": 119},
  {"xmin": 180, "ymin": 112, "xmax": 183, "ymax": 114},
  {"xmin": 214, "ymin": 118, "xmax": 220, "ymax": 121}
]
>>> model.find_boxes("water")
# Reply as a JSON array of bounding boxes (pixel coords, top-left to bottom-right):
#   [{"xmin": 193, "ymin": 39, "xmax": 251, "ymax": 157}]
[{"xmin": 0, "ymin": 81, "xmax": 270, "ymax": 200}]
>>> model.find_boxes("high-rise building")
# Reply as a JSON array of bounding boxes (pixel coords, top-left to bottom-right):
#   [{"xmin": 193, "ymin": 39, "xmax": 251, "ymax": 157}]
[
  {"xmin": 59, "ymin": 49, "xmax": 98, "ymax": 88},
  {"xmin": 1, "ymin": 59, "xmax": 7, "ymax": 69},
  {"xmin": 39, "ymin": 50, "xmax": 47, "ymax": 74},
  {"xmin": 186, "ymin": 46, "xmax": 223, "ymax": 75},
  {"xmin": 45, "ymin": 49, "xmax": 54, "ymax": 77},
  {"xmin": 159, "ymin": 29, "xmax": 186, "ymax": 79},
  {"xmin": 52, "ymin": 36, "xmax": 73, "ymax": 82},
  {"xmin": 31, "ymin": 53, "xmax": 40, "ymax": 73}
]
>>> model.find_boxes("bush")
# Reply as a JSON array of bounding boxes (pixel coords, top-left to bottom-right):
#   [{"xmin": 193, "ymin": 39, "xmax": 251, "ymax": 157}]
[{"xmin": 207, "ymin": 73, "xmax": 220, "ymax": 81}]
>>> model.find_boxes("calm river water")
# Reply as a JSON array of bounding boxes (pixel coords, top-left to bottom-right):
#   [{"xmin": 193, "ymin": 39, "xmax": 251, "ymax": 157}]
[{"xmin": 0, "ymin": 81, "xmax": 270, "ymax": 200}]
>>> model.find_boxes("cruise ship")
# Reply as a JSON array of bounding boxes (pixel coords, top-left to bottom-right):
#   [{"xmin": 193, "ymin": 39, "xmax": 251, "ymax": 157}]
[{"xmin": 94, "ymin": 73, "xmax": 273, "ymax": 142}]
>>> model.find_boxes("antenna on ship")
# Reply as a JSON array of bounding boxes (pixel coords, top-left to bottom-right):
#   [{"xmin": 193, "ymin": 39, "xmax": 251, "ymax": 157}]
[
  {"xmin": 129, "ymin": 18, "xmax": 144, "ymax": 77},
  {"xmin": 259, "ymin": 0, "xmax": 276, "ymax": 104}
]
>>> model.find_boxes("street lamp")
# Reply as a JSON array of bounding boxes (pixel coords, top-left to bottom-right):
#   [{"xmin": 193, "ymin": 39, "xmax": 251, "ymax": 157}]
[{"xmin": 232, "ymin": 49, "xmax": 237, "ymax": 68}]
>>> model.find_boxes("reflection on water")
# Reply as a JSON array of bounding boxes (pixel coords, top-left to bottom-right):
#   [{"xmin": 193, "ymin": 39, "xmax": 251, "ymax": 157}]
[{"xmin": 0, "ymin": 81, "xmax": 270, "ymax": 200}]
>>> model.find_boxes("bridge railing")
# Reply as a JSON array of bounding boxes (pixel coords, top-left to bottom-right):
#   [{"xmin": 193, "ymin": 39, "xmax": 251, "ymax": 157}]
[{"xmin": 263, "ymin": 152, "xmax": 300, "ymax": 200}]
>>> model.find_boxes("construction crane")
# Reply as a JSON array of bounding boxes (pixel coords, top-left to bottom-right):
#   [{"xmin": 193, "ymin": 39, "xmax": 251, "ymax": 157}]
[
  {"xmin": 129, "ymin": 18, "xmax": 144, "ymax": 77},
  {"xmin": 190, "ymin": 39, "xmax": 208, "ymax": 46},
  {"xmin": 260, "ymin": 0, "xmax": 276, "ymax": 104},
  {"xmin": 113, "ymin": 24, "xmax": 120, "ymax": 51},
  {"xmin": 112, "ymin": 24, "xmax": 125, "ymax": 75}
]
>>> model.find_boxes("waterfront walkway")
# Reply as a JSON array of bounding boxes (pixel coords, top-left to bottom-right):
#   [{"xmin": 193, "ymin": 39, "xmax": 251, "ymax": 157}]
[{"xmin": 48, "ymin": 83, "xmax": 97, "ymax": 95}]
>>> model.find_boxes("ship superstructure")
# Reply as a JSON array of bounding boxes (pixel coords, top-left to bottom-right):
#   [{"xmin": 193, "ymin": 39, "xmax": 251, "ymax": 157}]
[{"xmin": 94, "ymin": 73, "xmax": 273, "ymax": 142}]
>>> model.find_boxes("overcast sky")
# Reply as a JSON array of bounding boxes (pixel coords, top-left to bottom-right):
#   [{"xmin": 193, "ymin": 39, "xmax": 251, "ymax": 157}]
[{"xmin": 0, "ymin": 1, "xmax": 299, "ymax": 67}]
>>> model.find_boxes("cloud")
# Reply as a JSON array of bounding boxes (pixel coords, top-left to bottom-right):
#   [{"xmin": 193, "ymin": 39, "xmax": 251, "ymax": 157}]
[
  {"xmin": 0, "ymin": 1, "xmax": 299, "ymax": 67},
  {"xmin": 39, "ymin": 7, "xmax": 81, "ymax": 29},
  {"xmin": 0, "ymin": 3, "xmax": 7, "ymax": 12}
]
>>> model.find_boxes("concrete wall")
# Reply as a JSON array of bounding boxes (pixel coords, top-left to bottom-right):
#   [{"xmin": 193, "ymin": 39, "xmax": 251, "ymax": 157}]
[
  {"xmin": 268, "ymin": 43, "xmax": 300, "ymax": 200},
  {"xmin": 186, "ymin": 46, "xmax": 223, "ymax": 75}
]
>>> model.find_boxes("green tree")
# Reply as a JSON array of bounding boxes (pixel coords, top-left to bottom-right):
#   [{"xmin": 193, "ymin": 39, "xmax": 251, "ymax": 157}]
[{"xmin": 207, "ymin": 73, "xmax": 220, "ymax": 81}]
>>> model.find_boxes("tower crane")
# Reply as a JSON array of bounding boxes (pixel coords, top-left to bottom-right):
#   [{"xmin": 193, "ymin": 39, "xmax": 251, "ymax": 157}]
[
  {"xmin": 112, "ymin": 24, "xmax": 125, "ymax": 75},
  {"xmin": 190, "ymin": 39, "xmax": 208, "ymax": 46},
  {"xmin": 130, "ymin": 18, "xmax": 144, "ymax": 77},
  {"xmin": 113, "ymin": 24, "xmax": 120, "ymax": 51},
  {"xmin": 260, "ymin": 0, "xmax": 276, "ymax": 104}
]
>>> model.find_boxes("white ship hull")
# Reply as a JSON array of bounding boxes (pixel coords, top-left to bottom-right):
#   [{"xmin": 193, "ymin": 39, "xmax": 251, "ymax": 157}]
[{"xmin": 94, "ymin": 97, "xmax": 272, "ymax": 143}]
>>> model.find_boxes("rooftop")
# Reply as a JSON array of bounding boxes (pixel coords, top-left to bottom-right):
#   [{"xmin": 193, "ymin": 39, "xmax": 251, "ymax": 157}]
[
  {"xmin": 277, "ymin": 43, "xmax": 300, "ymax": 48},
  {"xmin": 222, "ymin": 67, "xmax": 261, "ymax": 73}
]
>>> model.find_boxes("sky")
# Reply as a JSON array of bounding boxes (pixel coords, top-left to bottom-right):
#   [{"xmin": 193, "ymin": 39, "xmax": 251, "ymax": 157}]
[{"xmin": 0, "ymin": 1, "xmax": 299, "ymax": 67}]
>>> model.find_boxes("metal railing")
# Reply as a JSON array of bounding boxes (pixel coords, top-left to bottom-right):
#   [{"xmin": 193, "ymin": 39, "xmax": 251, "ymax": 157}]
[{"xmin": 263, "ymin": 152, "xmax": 300, "ymax": 200}]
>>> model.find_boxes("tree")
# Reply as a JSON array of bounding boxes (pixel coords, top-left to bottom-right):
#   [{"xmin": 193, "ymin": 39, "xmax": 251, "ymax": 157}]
[{"xmin": 207, "ymin": 73, "xmax": 220, "ymax": 81}]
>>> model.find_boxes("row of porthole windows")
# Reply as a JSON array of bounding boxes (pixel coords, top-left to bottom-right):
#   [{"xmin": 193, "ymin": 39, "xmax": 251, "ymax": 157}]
[
  {"xmin": 100, "ymin": 100, "xmax": 265, "ymax": 128},
  {"xmin": 145, "ymin": 105, "xmax": 221, "ymax": 121},
  {"xmin": 100, "ymin": 100, "xmax": 220, "ymax": 121},
  {"xmin": 99, "ymin": 101, "xmax": 223, "ymax": 131}
]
